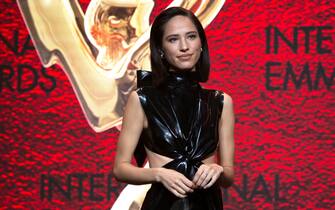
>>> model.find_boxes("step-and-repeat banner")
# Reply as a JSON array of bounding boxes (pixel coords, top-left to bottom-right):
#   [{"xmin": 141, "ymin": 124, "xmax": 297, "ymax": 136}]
[{"xmin": 1, "ymin": 0, "xmax": 334, "ymax": 209}]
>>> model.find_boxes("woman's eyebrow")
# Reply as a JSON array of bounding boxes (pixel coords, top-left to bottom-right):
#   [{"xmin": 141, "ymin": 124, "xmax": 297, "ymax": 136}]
[
  {"xmin": 165, "ymin": 34, "xmax": 179, "ymax": 38},
  {"xmin": 165, "ymin": 31, "xmax": 198, "ymax": 39},
  {"xmin": 186, "ymin": 31, "xmax": 198, "ymax": 34}
]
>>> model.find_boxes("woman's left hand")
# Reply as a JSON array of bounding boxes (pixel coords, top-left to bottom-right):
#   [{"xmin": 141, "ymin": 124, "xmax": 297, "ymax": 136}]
[{"xmin": 192, "ymin": 163, "xmax": 223, "ymax": 189}]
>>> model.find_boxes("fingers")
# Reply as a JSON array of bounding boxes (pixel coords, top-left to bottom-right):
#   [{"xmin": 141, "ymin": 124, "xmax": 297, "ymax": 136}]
[
  {"xmin": 203, "ymin": 172, "xmax": 220, "ymax": 189},
  {"xmin": 195, "ymin": 167, "xmax": 212, "ymax": 187},
  {"xmin": 193, "ymin": 165, "xmax": 209, "ymax": 186},
  {"xmin": 170, "ymin": 188, "xmax": 187, "ymax": 198},
  {"xmin": 162, "ymin": 180, "xmax": 186, "ymax": 198},
  {"xmin": 162, "ymin": 181, "xmax": 186, "ymax": 198},
  {"xmin": 193, "ymin": 164, "xmax": 223, "ymax": 189},
  {"xmin": 192, "ymin": 167, "xmax": 203, "ymax": 184},
  {"xmin": 166, "ymin": 178, "xmax": 194, "ymax": 198},
  {"xmin": 159, "ymin": 165, "xmax": 223, "ymax": 198},
  {"xmin": 174, "ymin": 176, "xmax": 194, "ymax": 194},
  {"xmin": 181, "ymin": 177, "xmax": 195, "ymax": 189},
  {"xmin": 159, "ymin": 169, "xmax": 194, "ymax": 198}
]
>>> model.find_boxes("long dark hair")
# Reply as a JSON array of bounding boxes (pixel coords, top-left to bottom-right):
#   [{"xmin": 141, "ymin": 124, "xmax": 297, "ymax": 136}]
[{"xmin": 150, "ymin": 7, "xmax": 210, "ymax": 87}]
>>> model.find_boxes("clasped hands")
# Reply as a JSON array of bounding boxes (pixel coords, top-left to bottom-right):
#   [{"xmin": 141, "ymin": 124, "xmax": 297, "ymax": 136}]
[{"xmin": 156, "ymin": 163, "xmax": 223, "ymax": 198}]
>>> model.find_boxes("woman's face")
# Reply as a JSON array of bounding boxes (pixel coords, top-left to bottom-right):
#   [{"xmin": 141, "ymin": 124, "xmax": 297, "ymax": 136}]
[{"xmin": 161, "ymin": 15, "xmax": 202, "ymax": 72}]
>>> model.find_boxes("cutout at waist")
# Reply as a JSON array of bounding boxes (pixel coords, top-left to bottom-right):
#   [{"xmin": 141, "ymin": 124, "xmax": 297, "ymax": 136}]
[{"xmin": 144, "ymin": 146, "xmax": 216, "ymax": 169}]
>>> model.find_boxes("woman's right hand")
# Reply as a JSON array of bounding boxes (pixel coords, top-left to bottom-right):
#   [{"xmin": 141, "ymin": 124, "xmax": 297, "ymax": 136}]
[{"xmin": 155, "ymin": 168, "xmax": 194, "ymax": 198}]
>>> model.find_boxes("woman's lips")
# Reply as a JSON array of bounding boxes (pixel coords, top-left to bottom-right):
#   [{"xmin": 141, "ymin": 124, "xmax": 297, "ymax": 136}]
[{"xmin": 177, "ymin": 54, "xmax": 193, "ymax": 60}]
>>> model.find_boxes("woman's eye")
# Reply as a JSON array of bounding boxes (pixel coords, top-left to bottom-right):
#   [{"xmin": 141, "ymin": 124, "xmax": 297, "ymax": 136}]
[
  {"xmin": 188, "ymin": 34, "xmax": 197, "ymax": 39},
  {"xmin": 168, "ymin": 38, "xmax": 178, "ymax": 43}
]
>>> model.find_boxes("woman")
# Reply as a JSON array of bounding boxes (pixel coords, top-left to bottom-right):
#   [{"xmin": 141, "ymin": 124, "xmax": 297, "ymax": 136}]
[{"xmin": 113, "ymin": 7, "xmax": 235, "ymax": 210}]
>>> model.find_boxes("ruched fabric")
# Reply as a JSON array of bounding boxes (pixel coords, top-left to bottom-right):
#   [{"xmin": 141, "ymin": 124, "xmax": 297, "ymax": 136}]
[{"xmin": 135, "ymin": 70, "xmax": 224, "ymax": 210}]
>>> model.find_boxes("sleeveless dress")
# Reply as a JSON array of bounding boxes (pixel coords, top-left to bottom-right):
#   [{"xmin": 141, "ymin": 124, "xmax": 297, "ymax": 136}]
[{"xmin": 135, "ymin": 70, "xmax": 224, "ymax": 210}]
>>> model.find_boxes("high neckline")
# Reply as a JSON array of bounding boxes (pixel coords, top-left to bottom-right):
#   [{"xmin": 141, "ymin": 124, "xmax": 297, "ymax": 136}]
[{"xmin": 166, "ymin": 71, "xmax": 200, "ymax": 90}]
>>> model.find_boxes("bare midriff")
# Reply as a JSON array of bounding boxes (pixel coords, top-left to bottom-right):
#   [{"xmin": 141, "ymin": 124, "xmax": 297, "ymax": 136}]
[{"xmin": 145, "ymin": 146, "xmax": 217, "ymax": 168}]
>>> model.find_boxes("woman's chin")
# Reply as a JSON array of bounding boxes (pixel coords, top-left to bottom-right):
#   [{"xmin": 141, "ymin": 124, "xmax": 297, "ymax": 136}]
[{"xmin": 169, "ymin": 66, "xmax": 196, "ymax": 73}]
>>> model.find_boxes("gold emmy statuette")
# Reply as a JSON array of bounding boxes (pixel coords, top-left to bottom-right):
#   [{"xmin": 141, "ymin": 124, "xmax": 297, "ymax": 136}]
[{"xmin": 17, "ymin": 0, "xmax": 225, "ymax": 133}]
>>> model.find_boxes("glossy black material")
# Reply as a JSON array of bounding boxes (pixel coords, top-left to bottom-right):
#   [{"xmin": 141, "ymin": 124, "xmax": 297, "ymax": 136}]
[{"xmin": 136, "ymin": 70, "xmax": 224, "ymax": 210}]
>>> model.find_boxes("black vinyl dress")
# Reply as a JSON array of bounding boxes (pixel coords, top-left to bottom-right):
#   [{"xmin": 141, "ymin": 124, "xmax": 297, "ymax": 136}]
[{"xmin": 135, "ymin": 70, "xmax": 224, "ymax": 210}]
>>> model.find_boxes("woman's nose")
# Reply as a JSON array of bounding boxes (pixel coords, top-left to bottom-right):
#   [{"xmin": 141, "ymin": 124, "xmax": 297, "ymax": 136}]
[{"xmin": 179, "ymin": 38, "xmax": 189, "ymax": 51}]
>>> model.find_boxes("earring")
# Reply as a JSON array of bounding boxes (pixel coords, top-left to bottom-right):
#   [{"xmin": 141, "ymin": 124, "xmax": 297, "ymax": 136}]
[
  {"xmin": 200, "ymin": 47, "xmax": 203, "ymax": 52},
  {"xmin": 160, "ymin": 50, "xmax": 164, "ymax": 58}
]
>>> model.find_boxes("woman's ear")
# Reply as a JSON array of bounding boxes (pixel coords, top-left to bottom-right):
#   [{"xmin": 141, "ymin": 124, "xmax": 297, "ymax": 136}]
[{"xmin": 159, "ymin": 50, "xmax": 165, "ymax": 58}]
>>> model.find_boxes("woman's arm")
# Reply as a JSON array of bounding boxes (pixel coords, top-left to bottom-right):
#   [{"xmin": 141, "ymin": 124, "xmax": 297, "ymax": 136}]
[
  {"xmin": 218, "ymin": 93, "xmax": 235, "ymax": 187},
  {"xmin": 113, "ymin": 91, "xmax": 194, "ymax": 197},
  {"xmin": 113, "ymin": 91, "xmax": 161, "ymax": 184}
]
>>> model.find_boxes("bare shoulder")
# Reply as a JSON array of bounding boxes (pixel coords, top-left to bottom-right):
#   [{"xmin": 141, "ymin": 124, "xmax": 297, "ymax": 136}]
[
  {"xmin": 217, "ymin": 92, "xmax": 234, "ymax": 136},
  {"xmin": 222, "ymin": 92, "xmax": 233, "ymax": 107},
  {"xmin": 124, "ymin": 90, "xmax": 144, "ymax": 117},
  {"xmin": 124, "ymin": 90, "xmax": 148, "ymax": 128},
  {"xmin": 219, "ymin": 92, "xmax": 234, "ymax": 122},
  {"xmin": 128, "ymin": 90, "xmax": 141, "ymax": 104}
]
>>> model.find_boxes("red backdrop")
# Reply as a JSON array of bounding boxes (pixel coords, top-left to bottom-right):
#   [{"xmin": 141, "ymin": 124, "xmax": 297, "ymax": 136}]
[{"xmin": 0, "ymin": 0, "xmax": 334, "ymax": 209}]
